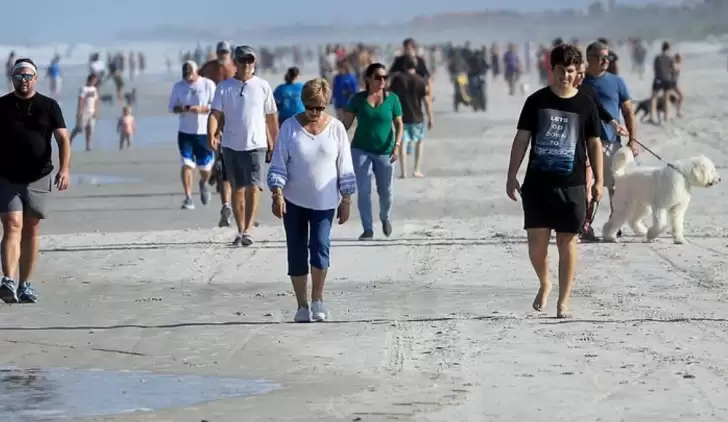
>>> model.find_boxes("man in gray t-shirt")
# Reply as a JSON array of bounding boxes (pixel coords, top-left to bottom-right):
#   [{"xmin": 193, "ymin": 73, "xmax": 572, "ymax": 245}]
[{"xmin": 650, "ymin": 41, "xmax": 676, "ymax": 123}]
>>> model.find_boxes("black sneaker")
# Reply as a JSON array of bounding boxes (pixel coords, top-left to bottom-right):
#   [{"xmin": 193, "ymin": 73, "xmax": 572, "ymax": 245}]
[
  {"xmin": 358, "ymin": 230, "xmax": 374, "ymax": 241},
  {"xmin": 382, "ymin": 220, "xmax": 393, "ymax": 237},
  {"xmin": 0, "ymin": 277, "xmax": 18, "ymax": 303},
  {"xmin": 579, "ymin": 227, "xmax": 601, "ymax": 243},
  {"xmin": 219, "ymin": 205, "xmax": 232, "ymax": 228},
  {"xmin": 232, "ymin": 233, "xmax": 244, "ymax": 246}
]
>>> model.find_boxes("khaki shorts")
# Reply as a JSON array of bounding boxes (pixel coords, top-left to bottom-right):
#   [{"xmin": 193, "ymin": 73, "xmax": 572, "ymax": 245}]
[
  {"xmin": 602, "ymin": 141, "xmax": 622, "ymax": 189},
  {"xmin": 0, "ymin": 175, "xmax": 52, "ymax": 219}
]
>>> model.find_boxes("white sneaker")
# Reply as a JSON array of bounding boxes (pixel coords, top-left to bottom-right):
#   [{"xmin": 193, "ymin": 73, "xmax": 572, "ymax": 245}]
[
  {"xmin": 294, "ymin": 307, "xmax": 311, "ymax": 323},
  {"xmin": 311, "ymin": 300, "xmax": 327, "ymax": 322}
]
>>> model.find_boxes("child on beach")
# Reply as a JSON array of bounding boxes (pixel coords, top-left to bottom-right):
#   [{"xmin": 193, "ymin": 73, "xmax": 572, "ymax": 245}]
[{"xmin": 117, "ymin": 105, "xmax": 136, "ymax": 150}]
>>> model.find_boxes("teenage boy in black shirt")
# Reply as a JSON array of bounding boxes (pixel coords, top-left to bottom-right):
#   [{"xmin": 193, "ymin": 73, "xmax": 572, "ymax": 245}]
[
  {"xmin": 0, "ymin": 58, "xmax": 71, "ymax": 304},
  {"xmin": 506, "ymin": 44, "xmax": 604, "ymax": 319}
]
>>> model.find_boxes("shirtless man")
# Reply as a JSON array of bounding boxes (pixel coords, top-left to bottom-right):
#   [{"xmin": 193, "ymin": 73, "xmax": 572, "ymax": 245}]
[{"xmin": 199, "ymin": 41, "xmax": 236, "ymax": 227}]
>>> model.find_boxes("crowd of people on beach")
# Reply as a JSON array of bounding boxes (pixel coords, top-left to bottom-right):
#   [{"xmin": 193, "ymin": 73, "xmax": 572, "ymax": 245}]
[{"xmin": 0, "ymin": 33, "xmax": 688, "ymax": 322}]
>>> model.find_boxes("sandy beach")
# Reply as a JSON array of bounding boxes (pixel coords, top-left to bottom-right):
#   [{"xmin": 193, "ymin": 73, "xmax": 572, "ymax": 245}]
[{"xmin": 2, "ymin": 44, "xmax": 728, "ymax": 421}]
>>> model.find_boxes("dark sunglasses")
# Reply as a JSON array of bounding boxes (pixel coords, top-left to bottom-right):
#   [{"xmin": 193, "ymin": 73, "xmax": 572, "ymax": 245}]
[
  {"xmin": 12, "ymin": 74, "xmax": 34, "ymax": 82},
  {"xmin": 235, "ymin": 56, "xmax": 255, "ymax": 64},
  {"xmin": 373, "ymin": 74, "xmax": 388, "ymax": 81},
  {"xmin": 305, "ymin": 105, "xmax": 326, "ymax": 112},
  {"xmin": 589, "ymin": 54, "xmax": 609, "ymax": 62}
]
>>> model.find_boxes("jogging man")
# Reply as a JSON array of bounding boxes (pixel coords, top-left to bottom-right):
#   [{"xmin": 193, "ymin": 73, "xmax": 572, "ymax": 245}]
[
  {"xmin": 168, "ymin": 61, "xmax": 217, "ymax": 210},
  {"xmin": 583, "ymin": 41, "xmax": 638, "ymax": 216},
  {"xmin": 199, "ymin": 41, "xmax": 236, "ymax": 227},
  {"xmin": 506, "ymin": 44, "xmax": 603, "ymax": 318},
  {"xmin": 388, "ymin": 55, "xmax": 432, "ymax": 178},
  {"xmin": 0, "ymin": 58, "xmax": 71, "ymax": 304},
  {"xmin": 208, "ymin": 46, "xmax": 278, "ymax": 246}
]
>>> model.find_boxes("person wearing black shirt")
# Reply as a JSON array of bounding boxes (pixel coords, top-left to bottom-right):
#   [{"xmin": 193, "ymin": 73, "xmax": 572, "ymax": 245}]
[
  {"xmin": 388, "ymin": 55, "xmax": 432, "ymax": 178},
  {"xmin": 0, "ymin": 58, "xmax": 71, "ymax": 304},
  {"xmin": 389, "ymin": 38, "xmax": 432, "ymax": 105},
  {"xmin": 506, "ymin": 44, "xmax": 603, "ymax": 319}
]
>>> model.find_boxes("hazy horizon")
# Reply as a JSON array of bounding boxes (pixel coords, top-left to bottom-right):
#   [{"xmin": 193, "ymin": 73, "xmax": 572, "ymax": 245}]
[{"xmin": 5, "ymin": 0, "xmax": 684, "ymax": 44}]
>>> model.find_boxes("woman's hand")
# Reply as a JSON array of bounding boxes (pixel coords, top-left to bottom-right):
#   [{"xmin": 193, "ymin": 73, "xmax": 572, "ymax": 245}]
[
  {"xmin": 337, "ymin": 199, "xmax": 350, "ymax": 225},
  {"xmin": 272, "ymin": 194, "xmax": 286, "ymax": 219},
  {"xmin": 390, "ymin": 144, "xmax": 400, "ymax": 163}
]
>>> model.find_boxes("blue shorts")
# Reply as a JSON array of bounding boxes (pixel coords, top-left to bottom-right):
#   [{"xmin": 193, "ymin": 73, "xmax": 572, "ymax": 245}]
[
  {"xmin": 403, "ymin": 123, "xmax": 426, "ymax": 143},
  {"xmin": 177, "ymin": 132, "xmax": 214, "ymax": 170}
]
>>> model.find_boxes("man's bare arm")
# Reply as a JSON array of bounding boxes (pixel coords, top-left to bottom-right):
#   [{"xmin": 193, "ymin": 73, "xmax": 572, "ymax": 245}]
[
  {"xmin": 53, "ymin": 128, "xmax": 71, "ymax": 171},
  {"xmin": 586, "ymin": 136, "xmax": 604, "ymax": 186},
  {"xmin": 507, "ymin": 129, "xmax": 531, "ymax": 179},
  {"xmin": 620, "ymin": 100, "xmax": 637, "ymax": 145},
  {"xmin": 207, "ymin": 110, "xmax": 222, "ymax": 149},
  {"xmin": 265, "ymin": 113, "xmax": 279, "ymax": 150}
]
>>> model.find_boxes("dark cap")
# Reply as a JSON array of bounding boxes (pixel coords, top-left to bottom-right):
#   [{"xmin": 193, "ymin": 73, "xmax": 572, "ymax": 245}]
[
  {"xmin": 216, "ymin": 41, "xmax": 232, "ymax": 53},
  {"xmin": 233, "ymin": 45, "xmax": 257, "ymax": 62}
]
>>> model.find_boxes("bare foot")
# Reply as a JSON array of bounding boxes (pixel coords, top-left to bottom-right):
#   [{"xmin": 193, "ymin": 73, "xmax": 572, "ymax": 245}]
[
  {"xmin": 399, "ymin": 174, "xmax": 407, "ymax": 179},
  {"xmin": 413, "ymin": 171, "xmax": 425, "ymax": 178},
  {"xmin": 532, "ymin": 283, "xmax": 552, "ymax": 312},
  {"xmin": 556, "ymin": 304, "xmax": 572, "ymax": 319}
]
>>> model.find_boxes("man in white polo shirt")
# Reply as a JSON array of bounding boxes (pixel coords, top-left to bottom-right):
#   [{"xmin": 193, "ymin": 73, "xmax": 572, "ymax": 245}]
[
  {"xmin": 209, "ymin": 45, "xmax": 278, "ymax": 246},
  {"xmin": 169, "ymin": 61, "xmax": 217, "ymax": 210}
]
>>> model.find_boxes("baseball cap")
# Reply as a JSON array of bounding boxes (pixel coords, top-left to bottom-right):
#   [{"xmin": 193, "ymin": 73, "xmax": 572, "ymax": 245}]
[
  {"xmin": 216, "ymin": 41, "xmax": 232, "ymax": 53},
  {"xmin": 233, "ymin": 45, "xmax": 257, "ymax": 62}
]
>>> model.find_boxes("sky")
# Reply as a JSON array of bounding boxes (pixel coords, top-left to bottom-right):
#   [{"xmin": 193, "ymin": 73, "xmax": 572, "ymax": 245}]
[{"xmin": 5, "ymin": 0, "xmax": 682, "ymax": 44}]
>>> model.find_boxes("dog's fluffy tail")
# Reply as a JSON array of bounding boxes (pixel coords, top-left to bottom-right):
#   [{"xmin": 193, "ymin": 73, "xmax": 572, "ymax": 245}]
[{"xmin": 611, "ymin": 147, "xmax": 635, "ymax": 178}]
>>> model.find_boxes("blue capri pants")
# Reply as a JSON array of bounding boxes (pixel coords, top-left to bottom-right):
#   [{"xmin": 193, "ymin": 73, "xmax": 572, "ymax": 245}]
[{"xmin": 283, "ymin": 200, "xmax": 336, "ymax": 277}]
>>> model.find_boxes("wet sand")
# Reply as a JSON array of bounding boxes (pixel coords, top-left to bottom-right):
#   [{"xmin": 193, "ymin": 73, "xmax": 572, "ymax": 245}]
[{"xmin": 2, "ymin": 47, "xmax": 728, "ymax": 421}]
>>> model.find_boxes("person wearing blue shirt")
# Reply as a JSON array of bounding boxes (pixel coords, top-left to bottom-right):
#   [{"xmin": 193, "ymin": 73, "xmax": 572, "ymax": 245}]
[
  {"xmin": 332, "ymin": 60, "xmax": 358, "ymax": 120},
  {"xmin": 273, "ymin": 67, "xmax": 305, "ymax": 127},
  {"xmin": 582, "ymin": 41, "xmax": 638, "ymax": 217},
  {"xmin": 46, "ymin": 55, "xmax": 62, "ymax": 97}
]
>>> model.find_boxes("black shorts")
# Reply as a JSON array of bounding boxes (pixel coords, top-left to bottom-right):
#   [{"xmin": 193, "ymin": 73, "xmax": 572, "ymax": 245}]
[
  {"xmin": 652, "ymin": 78, "xmax": 675, "ymax": 93},
  {"xmin": 521, "ymin": 185, "xmax": 587, "ymax": 234}
]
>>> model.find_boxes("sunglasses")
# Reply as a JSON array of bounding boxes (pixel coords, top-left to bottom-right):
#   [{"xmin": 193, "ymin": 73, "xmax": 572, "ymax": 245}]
[
  {"xmin": 12, "ymin": 73, "xmax": 34, "ymax": 82},
  {"xmin": 373, "ymin": 74, "xmax": 388, "ymax": 81},
  {"xmin": 235, "ymin": 56, "xmax": 255, "ymax": 64},
  {"xmin": 589, "ymin": 54, "xmax": 609, "ymax": 62},
  {"xmin": 305, "ymin": 105, "xmax": 326, "ymax": 112}
]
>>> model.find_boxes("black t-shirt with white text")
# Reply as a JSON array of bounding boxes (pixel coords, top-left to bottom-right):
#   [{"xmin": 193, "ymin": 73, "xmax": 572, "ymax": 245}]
[
  {"xmin": 517, "ymin": 87, "xmax": 600, "ymax": 188},
  {"xmin": 0, "ymin": 92, "xmax": 66, "ymax": 184}
]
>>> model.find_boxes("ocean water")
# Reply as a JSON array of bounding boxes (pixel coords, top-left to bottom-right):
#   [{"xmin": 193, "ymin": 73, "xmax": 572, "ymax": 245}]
[
  {"xmin": 2, "ymin": 37, "xmax": 724, "ymax": 152},
  {"xmin": 0, "ymin": 366, "xmax": 280, "ymax": 421}
]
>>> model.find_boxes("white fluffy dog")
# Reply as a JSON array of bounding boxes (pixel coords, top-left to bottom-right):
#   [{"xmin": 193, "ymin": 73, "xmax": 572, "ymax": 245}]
[{"xmin": 602, "ymin": 147, "xmax": 721, "ymax": 244}]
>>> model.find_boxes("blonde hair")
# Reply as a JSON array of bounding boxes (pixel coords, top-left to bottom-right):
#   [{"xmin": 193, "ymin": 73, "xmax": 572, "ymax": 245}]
[{"xmin": 301, "ymin": 78, "xmax": 331, "ymax": 105}]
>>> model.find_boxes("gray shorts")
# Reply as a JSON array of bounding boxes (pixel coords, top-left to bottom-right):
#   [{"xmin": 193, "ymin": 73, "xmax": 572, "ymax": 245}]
[
  {"xmin": 0, "ymin": 175, "xmax": 52, "ymax": 219},
  {"xmin": 221, "ymin": 147, "xmax": 266, "ymax": 189},
  {"xmin": 602, "ymin": 141, "xmax": 622, "ymax": 189}
]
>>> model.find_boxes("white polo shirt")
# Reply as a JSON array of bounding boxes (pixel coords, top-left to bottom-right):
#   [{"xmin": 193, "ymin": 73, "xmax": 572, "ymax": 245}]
[
  {"xmin": 211, "ymin": 75, "xmax": 277, "ymax": 151},
  {"xmin": 168, "ymin": 76, "xmax": 216, "ymax": 135}
]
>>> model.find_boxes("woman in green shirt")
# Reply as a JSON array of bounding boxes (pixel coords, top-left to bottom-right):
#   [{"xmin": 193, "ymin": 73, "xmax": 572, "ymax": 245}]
[{"xmin": 342, "ymin": 63, "xmax": 404, "ymax": 240}]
